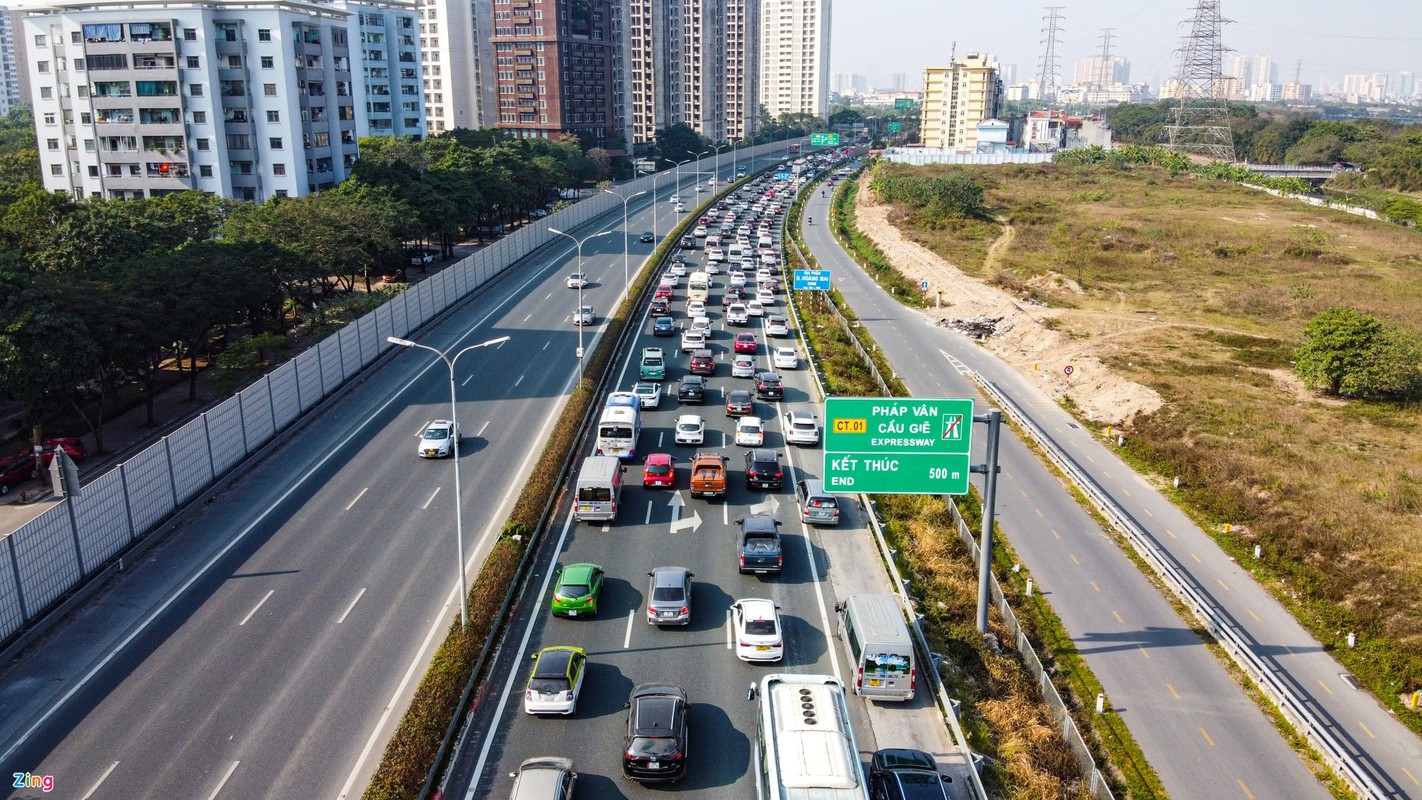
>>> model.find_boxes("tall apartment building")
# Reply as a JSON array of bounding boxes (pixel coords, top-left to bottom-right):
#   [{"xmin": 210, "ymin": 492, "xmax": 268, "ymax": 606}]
[
  {"xmin": 919, "ymin": 53, "xmax": 1002, "ymax": 151},
  {"xmin": 20, "ymin": 0, "xmax": 425, "ymax": 201},
  {"xmin": 1072, "ymin": 54, "xmax": 1129, "ymax": 87},
  {"xmin": 757, "ymin": 0, "xmax": 829, "ymax": 120},
  {"xmin": 624, "ymin": 0, "xmax": 757, "ymax": 148},
  {"xmin": 490, "ymin": 0, "xmax": 622, "ymax": 148},
  {"xmin": 418, "ymin": 0, "xmax": 495, "ymax": 132}
]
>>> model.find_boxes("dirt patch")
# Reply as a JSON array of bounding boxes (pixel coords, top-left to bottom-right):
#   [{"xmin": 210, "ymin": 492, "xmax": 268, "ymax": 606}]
[{"xmin": 854, "ymin": 180, "xmax": 1163, "ymax": 426}]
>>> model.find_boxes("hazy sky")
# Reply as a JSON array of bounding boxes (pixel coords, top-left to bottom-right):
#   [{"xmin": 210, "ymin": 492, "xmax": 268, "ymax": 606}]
[{"xmin": 829, "ymin": 0, "xmax": 1422, "ymax": 91}]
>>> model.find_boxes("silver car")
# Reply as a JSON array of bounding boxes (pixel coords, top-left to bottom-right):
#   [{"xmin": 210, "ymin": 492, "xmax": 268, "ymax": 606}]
[
  {"xmin": 646, "ymin": 566, "xmax": 694, "ymax": 625},
  {"xmin": 510, "ymin": 757, "xmax": 576, "ymax": 800}
]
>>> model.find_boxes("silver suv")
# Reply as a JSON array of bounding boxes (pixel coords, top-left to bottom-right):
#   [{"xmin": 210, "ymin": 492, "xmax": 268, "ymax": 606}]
[
  {"xmin": 510, "ymin": 756, "xmax": 576, "ymax": 800},
  {"xmin": 646, "ymin": 566, "xmax": 694, "ymax": 626}
]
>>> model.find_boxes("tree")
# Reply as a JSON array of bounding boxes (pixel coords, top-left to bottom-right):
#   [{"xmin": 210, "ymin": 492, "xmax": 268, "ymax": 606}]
[
  {"xmin": 1294, "ymin": 308, "xmax": 1422, "ymax": 399},
  {"xmin": 655, "ymin": 123, "xmax": 710, "ymax": 166}
]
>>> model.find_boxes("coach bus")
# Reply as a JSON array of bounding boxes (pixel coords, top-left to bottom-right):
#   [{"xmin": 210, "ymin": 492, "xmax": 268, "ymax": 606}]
[{"xmin": 748, "ymin": 674, "xmax": 869, "ymax": 800}]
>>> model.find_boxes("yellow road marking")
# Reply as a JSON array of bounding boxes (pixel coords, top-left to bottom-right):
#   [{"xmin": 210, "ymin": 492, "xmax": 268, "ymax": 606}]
[
  {"xmin": 1191, "ymin": 552, "xmax": 1202, "ymax": 563},
  {"xmin": 1090, "ymin": 581, "xmax": 1100, "ymax": 592},
  {"xmin": 1121, "ymin": 487, "xmax": 1131, "ymax": 497},
  {"xmin": 1112, "ymin": 610, "xmax": 1124, "ymax": 624},
  {"xmin": 1316, "ymin": 679, "xmax": 1333, "ymax": 696},
  {"xmin": 1051, "ymin": 529, "xmax": 1062, "ymax": 540},
  {"xmin": 1019, "ymin": 488, "xmax": 1028, "ymax": 498},
  {"xmin": 1035, "ymin": 508, "xmax": 1044, "ymax": 518},
  {"xmin": 1217, "ymin": 579, "xmax": 1231, "ymax": 592},
  {"xmin": 1199, "ymin": 727, "xmax": 1215, "ymax": 746},
  {"xmin": 1069, "ymin": 553, "xmax": 1080, "ymax": 565},
  {"xmin": 1359, "ymin": 721, "xmax": 1376, "ymax": 739},
  {"xmin": 1401, "ymin": 766, "xmax": 1419, "ymax": 786},
  {"xmin": 1166, "ymin": 528, "xmax": 1178, "ymax": 539},
  {"xmin": 1247, "ymin": 609, "xmax": 1261, "ymax": 622},
  {"xmin": 1138, "ymin": 645, "xmax": 1152, "ymax": 660},
  {"xmin": 1167, "ymin": 683, "xmax": 1180, "ymax": 699},
  {"xmin": 1237, "ymin": 779, "xmax": 1255, "ymax": 799},
  {"xmin": 1142, "ymin": 507, "xmax": 1153, "ymax": 517}
]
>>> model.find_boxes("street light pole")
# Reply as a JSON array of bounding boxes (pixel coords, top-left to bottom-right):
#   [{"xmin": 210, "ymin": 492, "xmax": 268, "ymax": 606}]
[
  {"xmin": 550, "ymin": 227, "xmax": 612, "ymax": 384},
  {"xmin": 602, "ymin": 188, "xmax": 647, "ymax": 288},
  {"xmin": 386, "ymin": 333, "xmax": 511, "ymax": 630}
]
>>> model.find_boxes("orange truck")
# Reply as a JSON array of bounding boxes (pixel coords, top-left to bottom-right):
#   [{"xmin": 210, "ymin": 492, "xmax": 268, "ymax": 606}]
[{"xmin": 689, "ymin": 452, "xmax": 728, "ymax": 499}]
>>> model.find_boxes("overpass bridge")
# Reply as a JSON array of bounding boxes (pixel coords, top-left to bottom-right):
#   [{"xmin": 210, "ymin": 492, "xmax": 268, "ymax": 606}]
[{"xmin": 1239, "ymin": 162, "xmax": 1344, "ymax": 180}]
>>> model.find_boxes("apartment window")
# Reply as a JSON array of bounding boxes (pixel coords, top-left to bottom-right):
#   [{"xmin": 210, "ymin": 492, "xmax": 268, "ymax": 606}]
[
  {"xmin": 43, "ymin": 113, "xmax": 55, "ymax": 125},
  {"xmin": 35, "ymin": 34, "xmax": 45, "ymax": 46},
  {"xmin": 273, "ymin": 163, "xmax": 286, "ymax": 175},
  {"xmin": 190, "ymin": 84, "xmax": 203, "ymax": 96},
  {"xmin": 89, "ymin": 166, "xmax": 99, "ymax": 177},
  {"xmin": 275, "ymin": 190, "xmax": 288, "ymax": 198},
  {"xmin": 312, "ymin": 131, "xmax": 329, "ymax": 146},
  {"xmin": 264, "ymin": 84, "xmax": 277, "ymax": 96},
  {"xmin": 187, "ymin": 56, "xmax": 200, "ymax": 68},
  {"xmin": 193, "ymin": 111, "xmax": 206, "ymax": 123},
  {"xmin": 267, "ymin": 110, "xmax": 280, "ymax": 122},
  {"xmin": 269, "ymin": 137, "xmax": 283, "ymax": 149},
  {"xmin": 258, "ymin": 29, "xmax": 272, "ymax": 41},
  {"xmin": 184, "ymin": 28, "xmax": 197, "ymax": 41},
  {"xmin": 227, "ymin": 55, "xmax": 242, "ymax": 68},
  {"xmin": 74, "ymin": 58, "xmax": 85, "ymax": 71},
  {"xmin": 38, "ymin": 61, "xmax": 51, "ymax": 74},
  {"xmin": 84, "ymin": 139, "xmax": 95, "ymax": 152},
  {"xmin": 261, "ymin": 56, "xmax": 274, "ymax": 68},
  {"xmin": 199, "ymin": 165, "xmax": 213, "ymax": 177},
  {"xmin": 196, "ymin": 138, "xmax": 210, "ymax": 151},
  {"xmin": 51, "ymin": 164, "xmax": 63, "ymax": 176},
  {"xmin": 46, "ymin": 139, "xmax": 59, "ymax": 151},
  {"xmin": 80, "ymin": 113, "xmax": 91, "ymax": 124}
]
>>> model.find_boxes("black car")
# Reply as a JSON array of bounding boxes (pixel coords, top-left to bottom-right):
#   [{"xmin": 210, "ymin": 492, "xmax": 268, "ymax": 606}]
[
  {"xmin": 640, "ymin": 231, "xmax": 656, "ymax": 243},
  {"xmin": 680, "ymin": 235, "xmax": 696, "ymax": 248},
  {"xmin": 650, "ymin": 297, "xmax": 671, "ymax": 316},
  {"xmin": 689, "ymin": 349, "xmax": 716, "ymax": 376},
  {"xmin": 652, "ymin": 316, "xmax": 677, "ymax": 337},
  {"xmin": 754, "ymin": 372, "xmax": 784, "ymax": 401},
  {"xmin": 743, "ymin": 449, "xmax": 783, "ymax": 490},
  {"xmin": 869, "ymin": 749, "xmax": 953, "ymax": 800},
  {"xmin": 677, "ymin": 375, "xmax": 706, "ymax": 404},
  {"xmin": 622, "ymin": 684, "xmax": 689, "ymax": 783},
  {"xmin": 670, "ymin": 250, "xmax": 686, "ymax": 263},
  {"xmin": 725, "ymin": 389, "xmax": 754, "ymax": 417}
]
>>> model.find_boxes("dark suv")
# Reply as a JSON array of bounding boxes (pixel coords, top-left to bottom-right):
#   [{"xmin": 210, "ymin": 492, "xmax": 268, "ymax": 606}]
[
  {"xmin": 622, "ymin": 683, "xmax": 689, "ymax": 783},
  {"xmin": 869, "ymin": 748, "xmax": 953, "ymax": 800},
  {"xmin": 754, "ymin": 372, "xmax": 783, "ymax": 400},
  {"xmin": 652, "ymin": 315, "xmax": 676, "ymax": 337},
  {"xmin": 743, "ymin": 448, "xmax": 783, "ymax": 490},
  {"xmin": 677, "ymin": 375, "xmax": 706, "ymax": 404},
  {"xmin": 689, "ymin": 349, "xmax": 716, "ymax": 376}
]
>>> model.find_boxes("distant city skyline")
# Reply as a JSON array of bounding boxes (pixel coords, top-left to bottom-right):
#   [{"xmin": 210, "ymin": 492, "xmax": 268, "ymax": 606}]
[{"xmin": 829, "ymin": 0, "xmax": 1421, "ymax": 93}]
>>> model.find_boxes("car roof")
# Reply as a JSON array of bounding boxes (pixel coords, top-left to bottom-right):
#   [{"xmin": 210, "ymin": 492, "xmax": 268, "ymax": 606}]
[
  {"xmin": 427, "ymin": 419, "xmax": 454, "ymax": 427},
  {"xmin": 649, "ymin": 566, "xmax": 691, "ymax": 586},
  {"xmin": 560, "ymin": 563, "xmax": 600, "ymax": 582},
  {"xmin": 645, "ymin": 452, "xmax": 672, "ymax": 465},
  {"xmin": 749, "ymin": 448, "xmax": 778, "ymax": 462},
  {"xmin": 534, "ymin": 646, "xmax": 582, "ymax": 675},
  {"xmin": 727, "ymin": 389, "xmax": 751, "ymax": 399},
  {"xmin": 738, "ymin": 514, "xmax": 779, "ymax": 532},
  {"xmin": 872, "ymin": 748, "xmax": 938, "ymax": 772},
  {"xmin": 736, "ymin": 598, "xmax": 777, "ymax": 618},
  {"xmin": 788, "ymin": 411, "xmax": 816, "ymax": 423},
  {"xmin": 682, "ymin": 374, "xmax": 705, "ymax": 384},
  {"xmin": 739, "ymin": 416, "xmax": 763, "ymax": 426}
]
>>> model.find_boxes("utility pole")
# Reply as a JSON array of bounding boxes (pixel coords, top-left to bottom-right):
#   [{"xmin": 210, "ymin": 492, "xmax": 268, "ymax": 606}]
[
  {"xmin": 1162, "ymin": 0, "xmax": 1236, "ymax": 161},
  {"xmin": 1097, "ymin": 28, "xmax": 1116, "ymax": 88},
  {"xmin": 1035, "ymin": 6, "xmax": 1065, "ymax": 109}
]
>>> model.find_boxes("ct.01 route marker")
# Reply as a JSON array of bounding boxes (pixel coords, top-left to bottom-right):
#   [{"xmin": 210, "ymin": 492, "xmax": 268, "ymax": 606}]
[{"xmin": 823, "ymin": 398, "xmax": 974, "ymax": 494}]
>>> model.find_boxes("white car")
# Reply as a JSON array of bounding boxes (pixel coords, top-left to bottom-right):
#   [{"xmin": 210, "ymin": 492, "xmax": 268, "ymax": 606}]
[
  {"xmin": 566, "ymin": 272, "xmax": 588, "ymax": 289},
  {"xmin": 728, "ymin": 272, "xmax": 747, "ymax": 290},
  {"xmin": 735, "ymin": 416, "xmax": 764, "ymax": 447},
  {"xmin": 418, "ymin": 419, "xmax": 459, "ymax": 458},
  {"xmin": 746, "ymin": 300, "xmax": 765, "ymax": 317},
  {"xmin": 783, "ymin": 411, "xmax": 820, "ymax": 445},
  {"xmin": 690, "ymin": 316, "xmax": 712, "ymax": 335},
  {"xmin": 755, "ymin": 269, "xmax": 773, "ymax": 284},
  {"xmin": 694, "ymin": 226, "xmax": 708, "ymax": 238},
  {"xmin": 732, "ymin": 354, "xmax": 757, "ymax": 378},
  {"xmin": 704, "ymin": 261, "xmax": 719, "ymax": 275},
  {"xmin": 675, "ymin": 414, "xmax": 705, "ymax": 445},
  {"xmin": 773, "ymin": 346, "xmax": 798, "ymax": 369},
  {"xmin": 659, "ymin": 273, "xmax": 678, "ymax": 288},
  {"xmin": 668, "ymin": 262, "xmax": 687, "ymax": 277},
  {"xmin": 732, "ymin": 598, "xmax": 784, "ymax": 662},
  {"xmin": 574, "ymin": 305, "xmax": 595, "ymax": 325},
  {"xmin": 681, "ymin": 329, "xmax": 707, "ymax": 352},
  {"xmin": 727, "ymin": 304, "xmax": 749, "ymax": 325},
  {"xmin": 632, "ymin": 382, "xmax": 662, "ymax": 409},
  {"xmin": 756, "ymin": 289, "xmax": 775, "ymax": 307},
  {"xmin": 766, "ymin": 316, "xmax": 789, "ymax": 337},
  {"xmin": 686, "ymin": 300, "xmax": 707, "ymax": 318}
]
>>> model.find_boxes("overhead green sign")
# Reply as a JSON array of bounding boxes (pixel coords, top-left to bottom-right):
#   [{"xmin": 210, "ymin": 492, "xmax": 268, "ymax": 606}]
[
  {"xmin": 809, "ymin": 132, "xmax": 841, "ymax": 147},
  {"xmin": 887, "ymin": 121, "xmax": 902, "ymax": 133},
  {"xmin": 894, "ymin": 98, "xmax": 915, "ymax": 111},
  {"xmin": 824, "ymin": 398, "xmax": 974, "ymax": 494}
]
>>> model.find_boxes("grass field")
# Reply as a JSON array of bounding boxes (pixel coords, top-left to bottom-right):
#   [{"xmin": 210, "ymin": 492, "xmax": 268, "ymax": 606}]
[{"xmin": 876, "ymin": 160, "xmax": 1422, "ymax": 731}]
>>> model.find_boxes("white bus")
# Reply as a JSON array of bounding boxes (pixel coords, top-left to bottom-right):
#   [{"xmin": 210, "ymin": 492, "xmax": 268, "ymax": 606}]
[
  {"xmin": 749, "ymin": 674, "xmax": 869, "ymax": 800},
  {"xmin": 595, "ymin": 393, "xmax": 641, "ymax": 459},
  {"xmin": 687, "ymin": 271, "xmax": 711, "ymax": 303}
]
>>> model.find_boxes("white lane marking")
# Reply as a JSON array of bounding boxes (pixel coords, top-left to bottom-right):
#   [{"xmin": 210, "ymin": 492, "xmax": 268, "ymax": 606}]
[
  {"xmin": 524, "ymin": 313, "xmax": 533, "ymax": 322},
  {"xmin": 81, "ymin": 761, "xmax": 120, "ymax": 799},
  {"xmin": 461, "ymin": 374, "xmax": 474, "ymax": 386},
  {"xmin": 337, "ymin": 588, "xmax": 367, "ymax": 624},
  {"xmin": 542, "ymin": 340, "xmax": 550, "ymax": 350},
  {"xmin": 345, "ymin": 487, "xmax": 369, "ymax": 510},
  {"xmin": 544, "ymin": 291, "xmax": 552, "ymax": 300},
  {"xmin": 658, "ymin": 431, "xmax": 665, "ymax": 447},
  {"xmin": 645, "ymin": 501, "xmax": 653, "ymax": 524},
  {"xmin": 238, "ymin": 590, "xmax": 274, "ymax": 626},
  {"xmin": 422, "ymin": 486, "xmax": 441, "ymax": 509},
  {"xmin": 514, "ymin": 374, "xmax": 525, "ymax": 386},
  {"xmin": 726, "ymin": 609, "xmax": 734, "ymax": 649},
  {"xmin": 467, "ymin": 509, "xmax": 583, "ymax": 799},
  {"xmin": 723, "ymin": 503, "xmax": 729, "ymax": 526},
  {"xmin": 624, "ymin": 608, "xmax": 637, "ymax": 649},
  {"xmin": 477, "ymin": 420, "xmax": 491, "ymax": 437},
  {"xmin": 204, "ymin": 761, "xmax": 240, "ymax": 800}
]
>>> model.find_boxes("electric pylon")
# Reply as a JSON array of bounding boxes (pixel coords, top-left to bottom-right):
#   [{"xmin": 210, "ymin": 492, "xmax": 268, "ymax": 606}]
[
  {"xmin": 1035, "ymin": 7, "xmax": 1065, "ymax": 108},
  {"xmin": 1162, "ymin": 0, "xmax": 1235, "ymax": 160}
]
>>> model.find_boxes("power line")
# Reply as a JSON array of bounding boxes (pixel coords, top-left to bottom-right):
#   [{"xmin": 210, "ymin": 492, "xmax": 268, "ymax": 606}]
[
  {"xmin": 1036, "ymin": 6, "xmax": 1065, "ymax": 108},
  {"xmin": 1162, "ymin": 0, "xmax": 1235, "ymax": 161},
  {"xmin": 1097, "ymin": 28, "xmax": 1116, "ymax": 87}
]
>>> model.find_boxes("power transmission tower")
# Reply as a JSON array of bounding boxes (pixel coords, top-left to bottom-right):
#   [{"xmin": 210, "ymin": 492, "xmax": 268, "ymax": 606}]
[
  {"xmin": 1097, "ymin": 28, "xmax": 1115, "ymax": 88},
  {"xmin": 1294, "ymin": 59, "xmax": 1302, "ymax": 85},
  {"xmin": 1162, "ymin": 0, "xmax": 1235, "ymax": 160},
  {"xmin": 1036, "ymin": 7, "xmax": 1065, "ymax": 108}
]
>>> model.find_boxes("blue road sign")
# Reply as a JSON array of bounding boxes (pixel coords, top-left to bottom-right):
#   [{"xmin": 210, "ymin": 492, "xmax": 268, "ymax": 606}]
[{"xmin": 794, "ymin": 269, "xmax": 832, "ymax": 290}]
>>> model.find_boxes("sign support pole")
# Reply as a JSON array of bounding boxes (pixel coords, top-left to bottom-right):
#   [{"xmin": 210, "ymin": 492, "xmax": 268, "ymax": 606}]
[{"xmin": 971, "ymin": 410, "xmax": 1003, "ymax": 633}]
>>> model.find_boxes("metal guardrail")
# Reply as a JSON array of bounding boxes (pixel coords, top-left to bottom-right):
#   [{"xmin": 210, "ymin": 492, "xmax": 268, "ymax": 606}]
[{"xmin": 975, "ymin": 377, "xmax": 1390, "ymax": 800}]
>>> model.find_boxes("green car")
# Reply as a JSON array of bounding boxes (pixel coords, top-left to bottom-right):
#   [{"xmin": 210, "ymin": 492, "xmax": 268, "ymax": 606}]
[
  {"xmin": 551, "ymin": 563, "xmax": 605, "ymax": 617},
  {"xmin": 640, "ymin": 347, "xmax": 666, "ymax": 381}
]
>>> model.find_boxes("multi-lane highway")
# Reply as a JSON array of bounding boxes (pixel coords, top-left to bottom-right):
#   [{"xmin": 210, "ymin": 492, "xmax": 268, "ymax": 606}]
[
  {"xmin": 800, "ymin": 170, "xmax": 1421, "ymax": 800},
  {"xmin": 0, "ymin": 153, "xmax": 786, "ymax": 800}
]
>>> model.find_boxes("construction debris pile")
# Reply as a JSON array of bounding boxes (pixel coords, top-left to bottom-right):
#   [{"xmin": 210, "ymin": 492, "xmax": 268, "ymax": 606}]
[{"xmin": 939, "ymin": 315, "xmax": 1009, "ymax": 339}]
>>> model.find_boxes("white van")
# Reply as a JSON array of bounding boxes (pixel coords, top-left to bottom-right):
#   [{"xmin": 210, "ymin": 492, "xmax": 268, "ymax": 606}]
[
  {"xmin": 835, "ymin": 594, "xmax": 915, "ymax": 701},
  {"xmin": 727, "ymin": 243, "xmax": 745, "ymax": 261},
  {"xmin": 705, "ymin": 234, "xmax": 722, "ymax": 250},
  {"xmin": 574, "ymin": 455, "xmax": 624, "ymax": 522}
]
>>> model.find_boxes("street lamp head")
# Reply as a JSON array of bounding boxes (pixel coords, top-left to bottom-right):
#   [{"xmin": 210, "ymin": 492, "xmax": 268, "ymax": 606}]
[
  {"xmin": 478, "ymin": 335, "xmax": 512, "ymax": 348},
  {"xmin": 548, "ymin": 226, "xmax": 566, "ymax": 236},
  {"xmin": 388, "ymin": 336, "xmax": 416, "ymax": 347}
]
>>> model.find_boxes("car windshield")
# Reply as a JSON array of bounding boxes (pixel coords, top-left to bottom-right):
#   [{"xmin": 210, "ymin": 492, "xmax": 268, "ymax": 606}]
[
  {"xmin": 744, "ymin": 618, "xmax": 777, "ymax": 636},
  {"xmin": 677, "ymin": 422, "xmax": 699, "ymax": 432},
  {"xmin": 646, "ymin": 464, "xmax": 670, "ymax": 475},
  {"xmin": 645, "ymin": 357, "xmax": 662, "ymax": 366},
  {"xmin": 629, "ymin": 735, "xmax": 679, "ymax": 756},
  {"xmin": 423, "ymin": 427, "xmax": 449, "ymax": 439}
]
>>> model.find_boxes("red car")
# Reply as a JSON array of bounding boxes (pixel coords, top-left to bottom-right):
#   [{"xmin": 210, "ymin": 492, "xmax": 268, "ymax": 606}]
[
  {"xmin": 654, "ymin": 284, "xmax": 673, "ymax": 301},
  {"xmin": 643, "ymin": 453, "xmax": 676, "ymax": 488},
  {"xmin": 38, "ymin": 437, "xmax": 86, "ymax": 465},
  {"xmin": 734, "ymin": 333, "xmax": 757, "ymax": 354},
  {"xmin": 0, "ymin": 452, "xmax": 36, "ymax": 495}
]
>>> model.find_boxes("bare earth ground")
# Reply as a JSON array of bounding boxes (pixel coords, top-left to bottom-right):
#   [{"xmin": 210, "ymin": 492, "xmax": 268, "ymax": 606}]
[{"xmin": 853, "ymin": 180, "xmax": 1163, "ymax": 426}]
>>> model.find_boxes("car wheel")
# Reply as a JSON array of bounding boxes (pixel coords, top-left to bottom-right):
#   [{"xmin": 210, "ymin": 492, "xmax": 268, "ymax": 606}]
[{"xmin": 0, "ymin": 484, "xmax": 8, "ymax": 495}]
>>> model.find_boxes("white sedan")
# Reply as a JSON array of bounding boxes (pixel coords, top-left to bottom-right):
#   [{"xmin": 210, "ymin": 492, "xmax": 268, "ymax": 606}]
[
  {"xmin": 782, "ymin": 411, "xmax": 820, "ymax": 445},
  {"xmin": 735, "ymin": 416, "xmax": 764, "ymax": 447},
  {"xmin": 632, "ymin": 382, "xmax": 662, "ymax": 409},
  {"xmin": 732, "ymin": 599, "xmax": 783, "ymax": 662},
  {"xmin": 773, "ymin": 346, "xmax": 798, "ymax": 369},
  {"xmin": 573, "ymin": 306, "xmax": 595, "ymax": 325},
  {"xmin": 675, "ymin": 414, "xmax": 705, "ymax": 445},
  {"xmin": 732, "ymin": 354, "xmax": 757, "ymax": 378},
  {"xmin": 766, "ymin": 316, "xmax": 789, "ymax": 337},
  {"xmin": 566, "ymin": 272, "xmax": 588, "ymax": 289},
  {"xmin": 745, "ymin": 300, "xmax": 765, "ymax": 317},
  {"xmin": 418, "ymin": 419, "xmax": 459, "ymax": 458}
]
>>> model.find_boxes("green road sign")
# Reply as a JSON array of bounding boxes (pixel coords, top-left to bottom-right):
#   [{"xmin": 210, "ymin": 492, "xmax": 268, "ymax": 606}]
[
  {"xmin": 824, "ymin": 398, "xmax": 974, "ymax": 494},
  {"xmin": 887, "ymin": 121, "xmax": 902, "ymax": 133},
  {"xmin": 894, "ymin": 98, "xmax": 915, "ymax": 111},
  {"xmin": 809, "ymin": 132, "xmax": 841, "ymax": 147}
]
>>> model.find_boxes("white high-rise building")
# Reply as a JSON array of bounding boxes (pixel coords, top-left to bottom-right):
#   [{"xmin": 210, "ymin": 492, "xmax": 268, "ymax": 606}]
[
  {"xmin": 1072, "ymin": 55, "xmax": 1129, "ymax": 87},
  {"xmin": 757, "ymin": 0, "xmax": 829, "ymax": 120},
  {"xmin": 1, "ymin": 10, "xmax": 27, "ymax": 113},
  {"xmin": 1251, "ymin": 55, "xmax": 1277, "ymax": 85},
  {"xmin": 920, "ymin": 53, "xmax": 1001, "ymax": 151},
  {"xmin": 20, "ymin": 0, "xmax": 425, "ymax": 201},
  {"xmin": 417, "ymin": 0, "xmax": 494, "ymax": 133}
]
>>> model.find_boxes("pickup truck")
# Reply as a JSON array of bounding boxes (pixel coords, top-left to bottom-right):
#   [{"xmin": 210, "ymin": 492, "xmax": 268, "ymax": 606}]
[
  {"xmin": 736, "ymin": 514, "xmax": 783, "ymax": 574},
  {"xmin": 690, "ymin": 452, "xmax": 729, "ymax": 499}
]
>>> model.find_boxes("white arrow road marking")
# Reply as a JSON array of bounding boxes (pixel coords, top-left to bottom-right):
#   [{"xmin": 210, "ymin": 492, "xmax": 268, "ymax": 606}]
[{"xmin": 749, "ymin": 493, "xmax": 781, "ymax": 516}]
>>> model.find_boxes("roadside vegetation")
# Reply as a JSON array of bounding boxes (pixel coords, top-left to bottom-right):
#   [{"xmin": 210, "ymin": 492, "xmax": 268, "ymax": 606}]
[{"xmin": 865, "ymin": 157, "xmax": 1422, "ymax": 734}]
